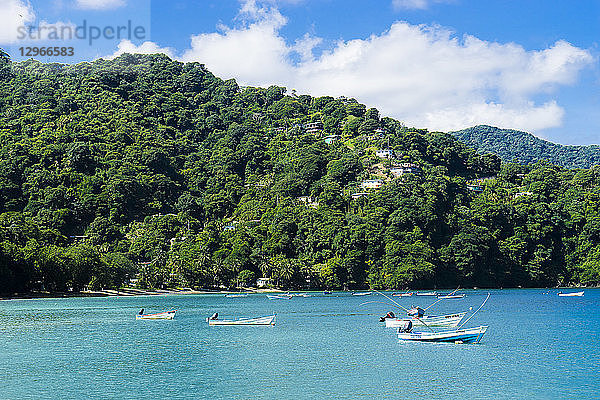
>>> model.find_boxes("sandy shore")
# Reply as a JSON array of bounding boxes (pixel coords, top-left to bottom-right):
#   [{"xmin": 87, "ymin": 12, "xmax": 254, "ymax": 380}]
[{"xmin": 0, "ymin": 287, "xmax": 288, "ymax": 300}]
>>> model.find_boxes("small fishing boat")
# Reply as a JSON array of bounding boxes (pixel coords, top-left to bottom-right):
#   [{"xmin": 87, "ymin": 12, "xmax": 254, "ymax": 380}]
[
  {"xmin": 385, "ymin": 312, "xmax": 467, "ymax": 328},
  {"xmin": 266, "ymin": 294, "xmax": 292, "ymax": 300},
  {"xmin": 323, "ymin": 291, "xmax": 332, "ymax": 295},
  {"xmin": 438, "ymin": 294, "xmax": 465, "ymax": 299},
  {"xmin": 393, "ymin": 292, "xmax": 413, "ymax": 297},
  {"xmin": 398, "ymin": 326, "xmax": 488, "ymax": 343},
  {"xmin": 207, "ymin": 314, "xmax": 276, "ymax": 326},
  {"xmin": 136, "ymin": 310, "xmax": 176, "ymax": 320},
  {"xmin": 558, "ymin": 291, "xmax": 584, "ymax": 297},
  {"xmin": 225, "ymin": 294, "xmax": 249, "ymax": 298},
  {"xmin": 416, "ymin": 291, "xmax": 438, "ymax": 296},
  {"xmin": 352, "ymin": 292, "xmax": 372, "ymax": 296}
]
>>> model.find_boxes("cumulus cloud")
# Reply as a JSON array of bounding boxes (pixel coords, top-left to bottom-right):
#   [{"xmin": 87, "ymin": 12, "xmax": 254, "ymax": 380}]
[
  {"xmin": 0, "ymin": 0, "xmax": 35, "ymax": 44},
  {"xmin": 108, "ymin": 0, "xmax": 595, "ymax": 133},
  {"xmin": 107, "ymin": 39, "xmax": 175, "ymax": 59},
  {"xmin": 75, "ymin": 0, "xmax": 125, "ymax": 10}
]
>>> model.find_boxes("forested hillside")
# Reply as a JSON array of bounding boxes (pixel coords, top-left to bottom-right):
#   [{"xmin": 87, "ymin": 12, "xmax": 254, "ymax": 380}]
[
  {"xmin": 452, "ymin": 125, "xmax": 600, "ymax": 169},
  {"xmin": 1, "ymin": 51, "xmax": 599, "ymax": 295}
]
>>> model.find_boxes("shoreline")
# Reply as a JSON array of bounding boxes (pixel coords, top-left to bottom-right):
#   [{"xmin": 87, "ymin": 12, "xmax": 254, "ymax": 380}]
[
  {"xmin": 0, "ymin": 286, "xmax": 592, "ymax": 301},
  {"xmin": 0, "ymin": 287, "xmax": 288, "ymax": 301}
]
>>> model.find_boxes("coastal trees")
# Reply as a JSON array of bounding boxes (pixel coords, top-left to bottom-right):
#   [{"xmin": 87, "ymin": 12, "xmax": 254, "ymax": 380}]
[{"xmin": 0, "ymin": 53, "xmax": 598, "ymax": 295}]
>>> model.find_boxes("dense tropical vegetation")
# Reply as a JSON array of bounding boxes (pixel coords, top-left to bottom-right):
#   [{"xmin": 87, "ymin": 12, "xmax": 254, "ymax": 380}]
[
  {"xmin": 1, "ymin": 51, "xmax": 599, "ymax": 295},
  {"xmin": 452, "ymin": 125, "xmax": 600, "ymax": 169}
]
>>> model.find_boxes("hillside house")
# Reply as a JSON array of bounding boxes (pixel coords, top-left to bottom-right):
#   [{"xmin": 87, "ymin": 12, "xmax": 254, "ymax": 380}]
[
  {"xmin": 466, "ymin": 184, "xmax": 484, "ymax": 193},
  {"xmin": 297, "ymin": 196, "xmax": 319, "ymax": 208},
  {"xmin": 351, "ymin": 192, "xmax": 369, "ymax": 199},
  {"xmin": 324, "ymin": 134, "xmax": 341, "ymax": 144},
  {"xmin": 390, "ymin": 163, "xmax": 420, "ymax": 177},
  {"xmin": 304, "ymin": 121, "xmax": 323, "ymax": 135},
  {"xmin": 360, "ymin": 179, "xmax": 384, "ymax": 189},
  {"xmin": 376, "ymin": 148, "xmax": 395, "ymax": 159}
]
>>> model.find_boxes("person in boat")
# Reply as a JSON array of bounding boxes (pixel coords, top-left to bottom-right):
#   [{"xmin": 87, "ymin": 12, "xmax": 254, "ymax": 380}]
[
  {"xmin": 398, "ymin": 320, "xmax": 413, "ymax": 333},
  {"xmin": 407, "ymin": 306, "xmax": 424, "ymax": 318},
  {"xmin": 379, "ymin": 311, "xmax": 396, "ymax": 322},
  {"xmin": 209, "ymin": 312, "xmax": 218, "ymax": 320},
  {"xmin": 138, "ymin": 308, "xmax": 144, "ymax": 315}
]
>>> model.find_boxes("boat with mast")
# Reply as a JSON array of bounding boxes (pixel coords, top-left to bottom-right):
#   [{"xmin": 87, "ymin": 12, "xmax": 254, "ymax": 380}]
[{"xmin": 397, "ymin": 293, "xmax": 490, "ymax": 344}]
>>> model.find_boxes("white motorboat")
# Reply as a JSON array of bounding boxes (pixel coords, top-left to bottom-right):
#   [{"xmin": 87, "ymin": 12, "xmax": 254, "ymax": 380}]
[
  {"xmin": 398, "ymin": 326, "xmax": 488, "ymax": 343},
  {"xmin": 385, "ymin": 312, "xmax": 467, "ymax": 328},
  {"xmin": 266, "ymin": 294, "xmax": 292, "ymax": 300},
  {"xmin": 207, "ymin": 315, "xmax": 276, "ymax": 326},
  {"xmin": 558, "ymin": 291, "xmax": 584, "ymax": 297},
  {"xmin": 136, "ymin": 310, "xmax": 176, "ymax": 320},
  {"xmin": 437, "ymin": 294, "xmax": 465, "ymax": 299}
]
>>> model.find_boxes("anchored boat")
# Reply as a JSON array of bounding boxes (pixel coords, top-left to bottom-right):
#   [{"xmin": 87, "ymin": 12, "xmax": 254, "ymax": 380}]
[
  {"xmin": 266, "ymin": 294, "xmax": 292, "ymax": 300},
  {"xmin": 385, "ymin": 312, "xmax": 466, "ymax": 328},
  {"xmin": 136, "ymin": 310, "xmax": 176, "ymax": 320},
  {"xmin": 558, "ymin": 291, "xmax": 584, "ymax": 297},
  {"xmin": 207, "ymin": 314, "xmax": 276, "ymax": 326},
  {"xmin": 398, "ymin": 326, "xmax": 488, "ymax": 343},
  {"xmin": 438, "ymin": 294, "xmax": 465, "ymax": 299}
]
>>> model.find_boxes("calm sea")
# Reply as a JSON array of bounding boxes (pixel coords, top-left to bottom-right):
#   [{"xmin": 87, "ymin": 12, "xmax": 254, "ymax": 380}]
[{"xmin": 1, "ymin": 289, "xmax": 598, "ymax": 399}]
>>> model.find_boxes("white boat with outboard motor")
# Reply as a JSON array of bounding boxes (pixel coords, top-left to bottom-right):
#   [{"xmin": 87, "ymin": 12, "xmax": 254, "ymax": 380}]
[
  {"xmin": 558, "ymin": 291, "xmax": 584, "ymax": 297},
  {"xmin": 266, "ymin": 294, "xmax": 292, "ymax": 300},
  {"xmin": 396, "ymin": 293, "xmax": 490, "ymax": 344},
  {"xmin": 136, "ymin": 309, "xmax": 176, "ymax": 320},
  {"xmin": 206, "ymin": 313, "xmax": 276, "ymax": 326},
  {"xmin": 397, "ymin": 325, "xmax": 488, "ymax": 343},
  {"xmin": 384, "ymin": 312, "xmax": 467, "ymax": 328}
]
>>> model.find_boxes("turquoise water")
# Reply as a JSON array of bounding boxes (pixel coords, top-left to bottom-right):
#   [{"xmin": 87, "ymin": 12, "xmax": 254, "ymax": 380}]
[{"xmin": 1, "ymin": 289, "xmax": 599, "ymax": 399}]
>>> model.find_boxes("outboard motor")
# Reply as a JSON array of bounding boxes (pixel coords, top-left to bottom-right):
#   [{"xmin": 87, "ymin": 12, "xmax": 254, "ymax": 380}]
[
  {"xmin": 210, "ymin": 312, "xmax": 218, "ymax": 320},
  {"xmin": 139, "ymin": 308, "xmax": 144, "ymax": 315},
  {"xmin": 398, "ymin": 320, "xmax": 413, "ymax": 333},
  {"xmin": 379, "ymin": 311, "xmax": 396, "ymax": 322}
]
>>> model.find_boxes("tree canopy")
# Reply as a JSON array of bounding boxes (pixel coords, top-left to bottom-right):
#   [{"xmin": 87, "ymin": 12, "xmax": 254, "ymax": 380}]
[{"xmin": 1, "ymin": 52, "xmax": 599, "ymax": 294}]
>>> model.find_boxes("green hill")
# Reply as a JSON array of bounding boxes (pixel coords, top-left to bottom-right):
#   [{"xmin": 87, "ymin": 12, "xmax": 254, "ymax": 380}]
[
  {"xmin": 1, "ymin": 51, "xmax": 600, "ymax": 294},
  {"xmin": 451, "ymin": 125, "xmax": 600, "ymax": 169}
]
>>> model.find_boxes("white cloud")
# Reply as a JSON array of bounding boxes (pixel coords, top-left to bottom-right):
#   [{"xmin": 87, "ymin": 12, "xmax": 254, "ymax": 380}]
[
  {"xmin": 107, "ymin": 39, "xmax": 175, "ymax": 59},
  {"xmin": 392, "ymin": 0, "xmax": 451, "ymax": 10},
  {"xmin": 0, "ymin": 0, "xmax": 35, "ymax": 44},
  {"xmin": 180, "ymin": 2, "xmax": 292, "ymax": 85},
  {"xmin": 107, "ymin": 1, "xmax": 595, "ymax": 133},
  {"xmin": 75, "ymin": 0, "xmax": 125, "ymax": 10}
]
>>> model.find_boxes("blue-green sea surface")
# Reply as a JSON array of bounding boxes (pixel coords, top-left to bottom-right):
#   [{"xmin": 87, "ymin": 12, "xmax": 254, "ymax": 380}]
[{"xmin": 1, "ymin": 289, "xmax": 599, "ymax": 399}]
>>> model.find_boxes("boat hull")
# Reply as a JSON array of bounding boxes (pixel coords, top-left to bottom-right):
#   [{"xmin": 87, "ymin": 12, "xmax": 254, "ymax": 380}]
[
  {"xmin": 385, "ymin": 312, "xmax": 466, "ymax": 328},
  {"xmin": 438, "ymin": 294, "xmax": 465, "ymax": 299},
  {"xmin": 398, "ymin": 326, "xmax": 488, "ymax": 343},
  {"xmin": 266, "ymin": 295, "xmax": 292, "ymax": 300},
  {"xmin": 136, "ymin": 310, "xmax": 176, "ymax": 320},
  {"xmin": 558, "ymin": 291, "xmax": 584, "ymax": 297},
  {"xmin": 208, "ymin": 315, "xmax": 276, "ymax": 326}
]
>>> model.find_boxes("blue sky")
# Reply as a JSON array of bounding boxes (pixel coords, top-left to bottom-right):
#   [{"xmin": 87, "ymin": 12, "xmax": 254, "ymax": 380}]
[{"xmin": 1, "ymin": 0, "xmax": 599, "ymax": 145}]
